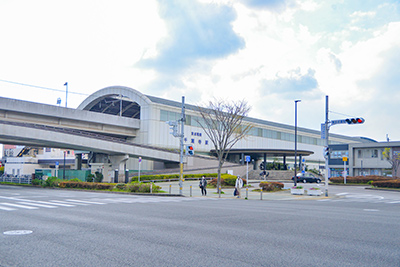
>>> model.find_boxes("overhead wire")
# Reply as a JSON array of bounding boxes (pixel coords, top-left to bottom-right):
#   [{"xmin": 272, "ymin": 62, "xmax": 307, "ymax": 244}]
[{"xmin": 0, "ymin": 79, "xmax": 89, "ymax": 96}]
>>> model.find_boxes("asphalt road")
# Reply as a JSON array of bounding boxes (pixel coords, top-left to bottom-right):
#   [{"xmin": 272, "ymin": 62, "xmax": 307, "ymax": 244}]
[{"xmin": 1, "ymin": 185, "xmax": 399, "ymax": 267}]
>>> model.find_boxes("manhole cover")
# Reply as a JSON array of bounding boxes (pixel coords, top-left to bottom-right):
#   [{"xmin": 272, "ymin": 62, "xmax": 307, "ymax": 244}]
[{"xmin": 3, "ymin": 230, "xmax": 33, "ymax": 235}]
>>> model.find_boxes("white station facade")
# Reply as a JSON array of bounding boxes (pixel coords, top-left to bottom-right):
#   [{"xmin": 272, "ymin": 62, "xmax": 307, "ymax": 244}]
[{"xmin": 78, "ymin": 86, "xmax": 372, "ymax": 173}]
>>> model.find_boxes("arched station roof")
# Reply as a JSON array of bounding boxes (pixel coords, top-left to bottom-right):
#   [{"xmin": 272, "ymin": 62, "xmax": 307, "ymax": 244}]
[{"xmin": 78, "ymin": 86, "xmax": 152, "ymax": 119}]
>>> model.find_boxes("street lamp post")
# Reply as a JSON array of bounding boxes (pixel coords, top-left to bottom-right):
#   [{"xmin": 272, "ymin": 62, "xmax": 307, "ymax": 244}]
[
  {"xmin": 64, "ymin": 82, "xmax": 68, "ymax": 108},
  {"xmin": 294, "ymin": 100, "xmax": 301, "ymax": 186}
]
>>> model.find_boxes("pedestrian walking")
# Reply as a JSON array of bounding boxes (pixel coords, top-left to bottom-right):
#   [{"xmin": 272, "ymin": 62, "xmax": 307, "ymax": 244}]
[
  {"xmin": 235, "ymin": 175, "xmax": 243, "ymax": 198},
  {"xmin": 199, "ymin": 176, "xmax": 207, "ymax": 196}
]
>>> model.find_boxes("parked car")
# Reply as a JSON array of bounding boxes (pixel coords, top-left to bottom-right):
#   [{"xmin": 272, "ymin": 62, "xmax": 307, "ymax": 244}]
[{"xmin": 292, "ymin": 172, "xmax": 321, "ymax": 183}]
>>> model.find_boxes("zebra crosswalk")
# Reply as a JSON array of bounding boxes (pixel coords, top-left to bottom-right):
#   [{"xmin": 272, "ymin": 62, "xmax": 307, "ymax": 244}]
[{"xmin": 0, "ymin": 196, "xmax": 205, "ymax": 212}]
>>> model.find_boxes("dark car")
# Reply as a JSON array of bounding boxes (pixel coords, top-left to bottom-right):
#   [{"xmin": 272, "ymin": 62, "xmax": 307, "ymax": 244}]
[{"xmin": 292, "ymin": 172, "xmax": 321, "ymax": 183}]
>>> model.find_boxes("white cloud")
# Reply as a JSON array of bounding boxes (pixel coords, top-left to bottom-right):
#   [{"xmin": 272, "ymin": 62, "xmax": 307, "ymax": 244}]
[{"xmin": 1, "ymin": 0, "xmax": 400, "ymax": 141}]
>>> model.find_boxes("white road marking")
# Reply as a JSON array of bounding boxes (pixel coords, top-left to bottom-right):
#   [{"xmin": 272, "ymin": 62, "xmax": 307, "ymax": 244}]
[
  {"xmin": 1, "ymin": 203, "xmax": 38, "ymax": 209},
  {"xmin": 17, "ymin": 199, "xmax": 78, "ymax": 207},
  {"xmin": 47, "ymin": 200, "xmax": 76, "ymax": 207},
  {"xmin": 65, "ymin": 199, "xmax": 106, "ymax": 205},
  {"xmin": 17, "ymin": 202, "xmax": 57, "ymax": 208},
  {"xmin": 0, "ymin": 196, "xmax": 211, "ymax": 212},
  {"xmin": 0, "ymin": 205, "xmax": 16, "ymax": 211},
  {"xmin": 3, "ymin": 230, "xmax": 33, "ymax": 235}
]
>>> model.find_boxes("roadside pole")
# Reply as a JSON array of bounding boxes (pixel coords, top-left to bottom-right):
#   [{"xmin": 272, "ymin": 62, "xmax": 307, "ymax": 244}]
[
  {"xmin": 245, "ymin": 155, "xmax": 250, "ymax": 186},
  {"xmin": 138, "ymin": 157, "xmax": 142, "ymax": 182},
  {"xmin": 322, "ymin": 95, "xmax": 365, "ymax": 196},
  {"xmin": 166, "ymin": 97, "xmax": 186, "ymax": 195},
  {"xmin": 324, "ymin": 95, "xmax": 329, "ymax": 197},
  {"xmin": 179, "ymin": 96, "xmax": 185, "ymax": 195},
  {"xmin": 343, "ymin": 157, "xmax": 347, "ymax": 184}
]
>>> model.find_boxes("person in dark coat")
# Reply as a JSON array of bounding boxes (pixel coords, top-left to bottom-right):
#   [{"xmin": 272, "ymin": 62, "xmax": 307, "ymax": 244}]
[{"xmin": 199, "ymin": 176, "xmax": 207, "ymax": 196}]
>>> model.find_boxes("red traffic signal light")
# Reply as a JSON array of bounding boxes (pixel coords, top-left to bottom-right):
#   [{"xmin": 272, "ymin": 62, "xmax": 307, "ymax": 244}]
[
  {"xmin": 345, "ymin": 117, "xmax": 365, "ymax": 125},
  {"xmin": 186, "ymin": 145, "xmax": 194, "ymax": 156}
]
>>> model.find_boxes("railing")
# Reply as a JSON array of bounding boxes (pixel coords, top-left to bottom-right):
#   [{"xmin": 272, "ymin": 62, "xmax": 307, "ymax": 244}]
[{"xmin": 0, "ymin": 175, "xmax": 32, "ymax": 184}]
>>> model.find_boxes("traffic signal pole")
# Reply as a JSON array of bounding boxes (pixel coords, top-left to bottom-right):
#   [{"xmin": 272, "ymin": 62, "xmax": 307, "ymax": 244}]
[
  {"xmin": 324, "ymin": 96, "xmax": 329, "ymax": 197},
  {"xmin": 179, "ymin": 96, "xmax": 185, "ymax": 195},
  {"xmin": 322, "ymin": 96, "xmax": 365, "ymax": 197}
]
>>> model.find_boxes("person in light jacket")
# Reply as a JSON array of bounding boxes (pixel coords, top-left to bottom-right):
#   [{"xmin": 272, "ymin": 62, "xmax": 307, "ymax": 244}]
[
  {"xmin": 199, "ymin": 176, "xmax": 207, "ymax": 196},
  {"xmin": 235, "ymin": 175, "xmax": 243, "ymax": 198}
]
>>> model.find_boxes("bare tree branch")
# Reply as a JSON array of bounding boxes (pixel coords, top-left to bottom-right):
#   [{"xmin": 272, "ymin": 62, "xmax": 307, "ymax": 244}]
[{"xmin": 196, "ymin": 99, "xmax": 253, "ymax": 190}]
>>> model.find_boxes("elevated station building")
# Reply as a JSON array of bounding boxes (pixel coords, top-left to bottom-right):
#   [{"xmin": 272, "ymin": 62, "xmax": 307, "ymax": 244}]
[
  {"xmin": 0, "ymin": 85, "xmax": 377, "ymax": 181},
  {"xmin": 76, "ymin": 86, "xmax": 373, "ymax": 175}
]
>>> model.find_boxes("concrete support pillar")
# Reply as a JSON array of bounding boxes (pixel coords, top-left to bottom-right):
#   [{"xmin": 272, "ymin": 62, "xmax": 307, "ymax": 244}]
[
  {"xmin": 263, "ymin": 153, "xmax": 267, "ymax": 170},
  {"xmin": 75, "ymin": 154, "xmax": 82, "ymax": 170},
  {"xmin": 110, "ymin": 154, "xmax": 129, "ymax": 183},
  {"xmin": 283, "ymin": 155, "xmax": 287, "ymax": 170},
  {"xmin": 125, "ymin": 169, "xmax": 129, "ymax": 183}
]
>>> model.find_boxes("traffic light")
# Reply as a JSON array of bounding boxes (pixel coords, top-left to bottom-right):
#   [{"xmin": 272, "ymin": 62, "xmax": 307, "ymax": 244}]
[
  {"xmin": 186, "ymin": 145, "xmax": 194, "ymax": 156},
  {"xmin": 323, "ymin": 146, "xmax": 330, "ymax": 158},
  {"xmin": 345, "ymin": 117, "xmax": 365, "ymax": 125},
  {"xmin": 166, "ymin": 121, "xmax": 179, "ymax": 137}
]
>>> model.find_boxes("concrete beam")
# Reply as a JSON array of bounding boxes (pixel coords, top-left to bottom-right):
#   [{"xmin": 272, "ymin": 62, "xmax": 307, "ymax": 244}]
[
  {"xmin": 0, "ymin": 97, "xmax": 139, "ymax": 136},
  {"xmin": 0, "ymin": 123, "xmax": 181, "ymax": 163}
]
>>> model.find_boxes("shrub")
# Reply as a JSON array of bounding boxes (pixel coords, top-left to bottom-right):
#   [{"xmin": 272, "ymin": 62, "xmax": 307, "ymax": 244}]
[
  {"xmin": 69, "ymin": 178, "xmax": 81, "ymax": 182},
  {"xmin": 131, "ymin": 173, "xmax": 219, "ymax": 182},
  {"xmin": 59, "ymin": 181, "xmax": 113, "ymax": 190},
  {"xmin": 371, "ymin": 180, "xmax": 400, "ymax": 189},
  {"xmin": 95, "ymin": 183, "xmax": 114, "ymax": 190},
  {"xmin": 292, "ymin": 186, "xmax": 303, "ymax": 189},
  {"xmin": 126, "ymin": 182, "xmax": 161, "ymax": 193},
  {"xmin": 330, "ymin": 175, "xmax": 392, "ymax": 184},
  {"xmin": 44, "ymin": 176, "xmax": 61, "ymax": 187},
  {"xmin": 32, "ymin": 179, "xmax": 42, "ymax": 186},
  {"xmin": 115, "ymin": 183, "xmax": 126, "ymax": 190},
  {"xmin": 259, "ymin": 182, "xmax": 284, "ymax": 192},
  {"xmin": 86, "ymin": 174, "xmax": 95, "ymax": 182},
  {"xmin": 94, "ymin": 172, "xmax": 103, "ymax": 183},
  {"xmin": 208, "ymin": 175, "xmax": 247, "ymax": 187}
]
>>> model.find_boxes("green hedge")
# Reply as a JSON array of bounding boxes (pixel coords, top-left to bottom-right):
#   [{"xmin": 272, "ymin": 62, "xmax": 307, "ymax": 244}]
[
  {"xmin": 126, "ymin": 183, "xmax": 161, "ymax": 193},
  {"xmin": 330, "ymin": 175, "xmax": 392, "ymax": 184},
  {"xmin": 58, "ymin": 181, "xmax": 162, "ymax": 193},
  {"xmin": 371, "ymin": 180, "xmax": 400, "ymax": 189},
  {"xmin": 59, "ymin": 181, "xmax": 115, "ymax": 190},
  {"xmin": 131, "ymin": 173, "xmax": 218, "ymax": 182},
  {"xmin": 259, "ymin": 181, "xmax": 284, "ymax": 192},
  {"xmin": 208, "ymin": 174, "xmax": 247, "ymax": 187}
]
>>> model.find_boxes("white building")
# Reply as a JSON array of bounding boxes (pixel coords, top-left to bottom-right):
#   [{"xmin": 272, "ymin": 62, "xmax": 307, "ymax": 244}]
[
  {"xmin": 78, "ymin": 86, "xmax": 374, "ymax": 173},
  {"xmin": 328, "ymin": 141, "xmax": 400, "ymax": 177},
  {"xmin": 3, "ymin": 147, "xmax": 76, "ymax": 177}
]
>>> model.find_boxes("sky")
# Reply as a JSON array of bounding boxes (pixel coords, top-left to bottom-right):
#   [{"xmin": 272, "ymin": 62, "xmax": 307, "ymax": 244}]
[{"xmin": 0, "ymin": 0, "xmax": 399, "ymax": 142}]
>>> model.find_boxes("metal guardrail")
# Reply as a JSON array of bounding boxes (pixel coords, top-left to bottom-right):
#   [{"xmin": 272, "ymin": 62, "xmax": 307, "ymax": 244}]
[{"xmin": 0, "ymin": 175, "xmax": 32, "ymax": 184}]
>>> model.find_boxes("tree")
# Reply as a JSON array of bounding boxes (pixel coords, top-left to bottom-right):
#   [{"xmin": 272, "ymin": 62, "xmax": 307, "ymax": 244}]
[
  {"xmin": 196, "ymin": 99, "xmax": 253, "ymax": 191},
  {"xmin": 382, "ymin": 148, "xmax": 400, "ymax": 178}
]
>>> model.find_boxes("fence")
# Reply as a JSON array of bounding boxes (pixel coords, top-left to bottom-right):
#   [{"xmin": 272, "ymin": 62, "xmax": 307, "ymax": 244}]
[{"xmin": 0, "ymin": 175, "xmax": 32, "ymax": 184}]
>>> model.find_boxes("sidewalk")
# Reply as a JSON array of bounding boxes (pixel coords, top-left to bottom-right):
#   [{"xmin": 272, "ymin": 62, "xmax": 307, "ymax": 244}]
[{"xmin": 156, "ymin": 181, "xmax": 330, "ymax": 201}]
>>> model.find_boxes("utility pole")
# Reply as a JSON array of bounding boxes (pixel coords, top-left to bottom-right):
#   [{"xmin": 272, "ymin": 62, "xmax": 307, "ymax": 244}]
[
  {"xmin": 179, "ymin": 97, "xmax": 185, "ymax": 195},
  {"xmin": 64, "ymin": 82, "xmax": 68, "ymax": 108},
  {"xmin": 294, "ymin": 100, "xmax": 301, "ymax": 186},
  {"xmin": 324, "ymin": 95, "xmax": 329, "ymax": 197},
  {"xmin": 322, "ymin": 95, "xmax": 365, "ymax": 197},
  {"xmin": 166, "ymin": 97, "xmax": 185, "ymax": 195}
]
